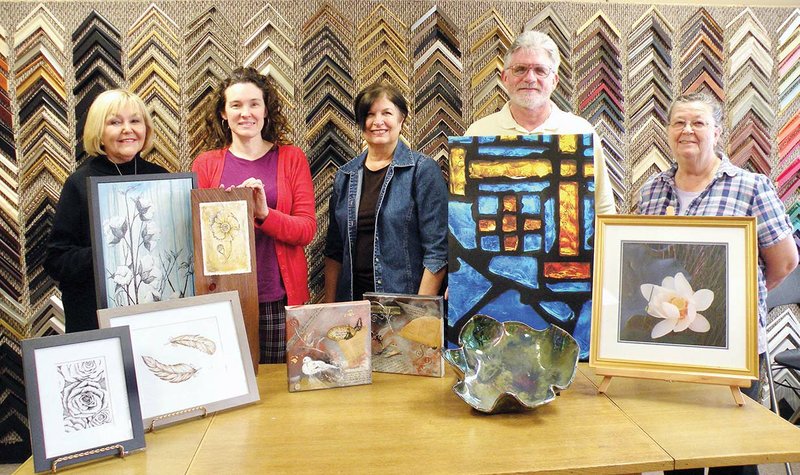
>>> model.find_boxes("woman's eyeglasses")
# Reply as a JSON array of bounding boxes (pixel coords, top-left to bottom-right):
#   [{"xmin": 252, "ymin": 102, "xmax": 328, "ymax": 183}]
[{"xmin": 669, "ymin": 120, "xmax": 713, "ymax": 131}]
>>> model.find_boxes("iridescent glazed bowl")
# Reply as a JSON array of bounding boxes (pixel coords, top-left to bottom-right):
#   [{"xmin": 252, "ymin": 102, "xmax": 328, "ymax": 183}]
[{"xmin": 442, "ymin": 314, "xmax": 579, "ymax": 414}]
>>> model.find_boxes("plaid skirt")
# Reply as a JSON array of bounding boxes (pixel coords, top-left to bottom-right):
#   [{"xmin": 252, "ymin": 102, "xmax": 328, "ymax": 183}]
[{"xmin": 259, "ymin": 299, "xmax": 287, "ymax": 364}]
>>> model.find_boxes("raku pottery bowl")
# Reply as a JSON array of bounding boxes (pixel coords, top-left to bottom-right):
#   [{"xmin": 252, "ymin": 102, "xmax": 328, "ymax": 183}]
[{"xmin": 442, "ymin": 314, "xmax": 580, "ymax": 414}]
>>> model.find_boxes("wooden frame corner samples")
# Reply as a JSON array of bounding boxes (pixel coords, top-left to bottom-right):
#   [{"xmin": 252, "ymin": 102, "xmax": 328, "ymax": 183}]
[{"xmin": 589, "ymin": 215, "xmax": 759, "ymax": 400}]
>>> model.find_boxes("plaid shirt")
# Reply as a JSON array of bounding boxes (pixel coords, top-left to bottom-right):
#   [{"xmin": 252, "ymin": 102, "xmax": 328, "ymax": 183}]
[{"xmin": 638, "ymin": 156, "xmax": 793, "ymax": 353}]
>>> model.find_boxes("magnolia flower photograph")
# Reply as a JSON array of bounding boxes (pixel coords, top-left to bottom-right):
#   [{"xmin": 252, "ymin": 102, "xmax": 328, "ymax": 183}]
[{"xmin": 617, "ymin": 242, "xmax": 728, "ymax": 348}]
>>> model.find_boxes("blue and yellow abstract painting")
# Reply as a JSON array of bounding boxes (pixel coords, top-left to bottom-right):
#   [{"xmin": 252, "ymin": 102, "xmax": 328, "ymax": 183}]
[{"xmin": 447, "ymin": 134, "xmax": 596, "ymax": 359}]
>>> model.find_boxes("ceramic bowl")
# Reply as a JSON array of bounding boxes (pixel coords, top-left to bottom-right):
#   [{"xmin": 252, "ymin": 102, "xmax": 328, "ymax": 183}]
[{"xmin": 442, "ymin": 314, "xmax": 579, "ymax": 414}]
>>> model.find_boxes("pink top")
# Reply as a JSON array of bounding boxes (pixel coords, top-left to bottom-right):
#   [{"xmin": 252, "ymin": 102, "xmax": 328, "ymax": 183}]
[
  {"xmin": 221, "ymin": 148, "xmax": 285, "ymax": 302},
  {"xmin": 192, "ymin": 145, "xmax": 316, "ymax": 305}
]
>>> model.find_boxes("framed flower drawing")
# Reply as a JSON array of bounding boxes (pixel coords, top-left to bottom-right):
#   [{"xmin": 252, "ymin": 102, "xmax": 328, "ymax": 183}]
[
  {"xmin": 589, "ymin": 215, "xmax": 759, "ymax": 388},
  {"xmin": 22, "ymin": 327, "xmax": 145, "ymax": 473},
  {"xmin": 191, "ymin": 188, "xmax": 259, "ymax": 373},
  {"xmin": 88, "ymin": 173, "xmax": 197, "ymax": 310},
  {"xmin": 97, "ymin": 291, "xmax": 259, "ymax": 430}
]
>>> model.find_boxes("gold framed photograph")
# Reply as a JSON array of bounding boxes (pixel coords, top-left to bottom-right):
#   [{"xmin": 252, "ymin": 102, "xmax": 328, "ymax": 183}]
[{"xmin": 589, "ymin": 215, "xmax": 759, "ymax": 387}]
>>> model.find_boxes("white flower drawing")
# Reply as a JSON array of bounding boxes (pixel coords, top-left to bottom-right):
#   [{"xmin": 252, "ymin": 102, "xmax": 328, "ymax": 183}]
[
  {"xmin": 640, "ymin": 272, "xmax": 714, "ymax": 339},
  {"xmin": 112, "ymin": 266, "xmax": 134, "ymax": 286},
  {"xmin": 103, "ymin": 185, "xmax": 193, "ymax": 306}
]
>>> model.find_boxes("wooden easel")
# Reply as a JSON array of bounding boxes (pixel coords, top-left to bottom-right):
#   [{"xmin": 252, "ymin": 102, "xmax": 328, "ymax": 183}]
[{"xmin": 596, "ymin": 374, "xmax": 747, "ymax": 406}]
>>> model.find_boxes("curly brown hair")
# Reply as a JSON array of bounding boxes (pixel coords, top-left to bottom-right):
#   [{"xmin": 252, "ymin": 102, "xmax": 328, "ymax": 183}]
[{"xmin": 203, "ymin": 67, "xmax": 293, "ymax": 149}]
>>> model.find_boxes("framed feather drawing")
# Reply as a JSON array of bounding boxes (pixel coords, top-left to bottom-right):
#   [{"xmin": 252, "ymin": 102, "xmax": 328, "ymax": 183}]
[{"xmin": 97, "ymin": 291, "xmax": 259, "ymax": 430}]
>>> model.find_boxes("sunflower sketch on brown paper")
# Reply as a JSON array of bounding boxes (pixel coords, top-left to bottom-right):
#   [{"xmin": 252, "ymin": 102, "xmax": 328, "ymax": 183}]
[{"xmin": 198, "ymin": 200, "xmax": 252, "ymax": 275}]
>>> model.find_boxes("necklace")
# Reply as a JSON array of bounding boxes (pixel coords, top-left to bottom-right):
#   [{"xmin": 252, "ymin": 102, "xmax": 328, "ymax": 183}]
[{"xmin": 112, "ymin": 158, "xmax": 137, "ymax": 176}]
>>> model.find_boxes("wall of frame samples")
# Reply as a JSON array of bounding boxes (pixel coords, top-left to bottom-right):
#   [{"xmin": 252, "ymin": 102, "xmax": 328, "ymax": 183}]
[{"xmin": 1, "ymin": 0, "xmax": 799, "ymax": 461}]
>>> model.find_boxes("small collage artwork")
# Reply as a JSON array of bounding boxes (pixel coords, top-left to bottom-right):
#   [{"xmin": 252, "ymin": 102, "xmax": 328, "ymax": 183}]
[{"xmin": 285, "ymin": 294, "xmax": 446, "ymax": 392}]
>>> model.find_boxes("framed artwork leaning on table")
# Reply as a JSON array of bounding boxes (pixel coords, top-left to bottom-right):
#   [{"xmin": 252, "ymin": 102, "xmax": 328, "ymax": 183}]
[
  {"xmin": 364, "ymin": 292, "xmax": 444, "ymax": 377},
  {"xmin": 285, "ymin": 300, "xmax": 372, "ymax": 392},
  {"xmin": 22, "ymin": 327, "xmax": 145, "ymax": 473},
  {"xmin": 97, "ymin": 291, "xmax": 259, "ymax": 430},
  {"xmin": 589, "ymin": 214, "xmax": 759, "ymax": 388}
]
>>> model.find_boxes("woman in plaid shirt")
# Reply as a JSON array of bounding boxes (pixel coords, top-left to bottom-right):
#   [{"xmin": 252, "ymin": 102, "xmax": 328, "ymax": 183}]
[{"xmin": 639, "ymin": 92, "xmax": 798, "ymax": 475}]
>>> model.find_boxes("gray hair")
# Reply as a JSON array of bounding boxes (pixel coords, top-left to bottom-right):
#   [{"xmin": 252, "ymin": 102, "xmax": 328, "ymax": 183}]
[
  {"xmin": 503, "ymin": 30, "xmax": 561, "ymax": 73},
  {"xmin": 668, "ymin": 92, "xmax": 723, "ymax": 128}
]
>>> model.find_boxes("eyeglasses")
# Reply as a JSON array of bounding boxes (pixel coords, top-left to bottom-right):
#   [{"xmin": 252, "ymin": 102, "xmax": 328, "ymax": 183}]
[
  {"xmin": 669, "ymin": 120, "xmax": 713, "ymax": 131},
  {"xmin": 507, "ymin": 64, "xmax": 554, "ymax": 78}
]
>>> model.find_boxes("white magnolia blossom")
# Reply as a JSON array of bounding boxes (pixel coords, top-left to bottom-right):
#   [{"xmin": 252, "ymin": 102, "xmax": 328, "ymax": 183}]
[{"xmin": 640, "ymin": 272, "xmax": 713, "ymax": 339}]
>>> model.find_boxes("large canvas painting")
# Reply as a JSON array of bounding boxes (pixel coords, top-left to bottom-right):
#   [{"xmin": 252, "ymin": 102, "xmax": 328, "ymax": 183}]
[
  {"xmin": 89, "ymin": 173, "xmax": 196, "ymax": 309},
  {"xmin": 447, "ymin": 134, "xmax": 597, "ymax": 359},
  {"xmin": 285, "ymin": 301, "xmax": 371, "ymax": 392},
  {"xmin": 364, "ymin": 293, "xmax": 444, "ymax": 377}
]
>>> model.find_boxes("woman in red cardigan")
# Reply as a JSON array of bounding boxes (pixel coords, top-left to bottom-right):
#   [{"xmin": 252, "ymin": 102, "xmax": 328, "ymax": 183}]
[{"xmin": 193, "ymin": 67, "xmax": 316, "ymax": 363}]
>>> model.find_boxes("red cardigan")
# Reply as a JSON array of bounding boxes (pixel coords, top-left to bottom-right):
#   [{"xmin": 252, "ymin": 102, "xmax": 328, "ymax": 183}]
[{"xmin": 192, "ymin": 146, "xmax": 316, "ymax": 305}]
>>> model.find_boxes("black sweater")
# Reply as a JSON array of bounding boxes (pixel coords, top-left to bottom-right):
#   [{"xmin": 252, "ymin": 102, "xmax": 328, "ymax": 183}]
[{"xmin": 44, "ymin": 154, "xmax": 167, "ymax": 333}]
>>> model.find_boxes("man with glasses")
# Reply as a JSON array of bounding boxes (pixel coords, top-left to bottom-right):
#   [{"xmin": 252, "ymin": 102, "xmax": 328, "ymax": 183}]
[{"xmin": 465, "ymin": 30, "xmax": 616, "ymax": 215}]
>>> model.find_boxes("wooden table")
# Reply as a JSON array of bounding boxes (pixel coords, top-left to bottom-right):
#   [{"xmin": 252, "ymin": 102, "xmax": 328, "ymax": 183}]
[
  {"xmin": 579, "ymin": 365, "xmax": 800, "ymax": 470},
  {"xmin": 14, "ymin": 363, "xmax": 800, "ymax": 474}
]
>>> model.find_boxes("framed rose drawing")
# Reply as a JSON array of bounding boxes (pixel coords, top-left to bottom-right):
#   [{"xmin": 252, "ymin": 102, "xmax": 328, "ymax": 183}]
[
  {"xmin": 22, "ymin": 327, "xmax": 145, "ymax": 473},
  {"xmin": 589, "ymin": 215, "xmax": 759, "ymax": 387},
  {"xmin": 97, "ymin": 291, "xmax": 259, "ymax": 429},
  {"xmin": 88, "ymin": 173, "xmax": 197, "ymax": 310}
]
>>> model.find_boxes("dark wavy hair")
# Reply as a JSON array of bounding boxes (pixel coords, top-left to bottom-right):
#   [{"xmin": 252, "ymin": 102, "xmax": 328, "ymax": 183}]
[
  {"xmin": 354, "ymin": 82, "xmax": 408, "ymax": 131},
  {"xmin": 203, "ymin": 67, "xmax": 293, "ymax": 149}
]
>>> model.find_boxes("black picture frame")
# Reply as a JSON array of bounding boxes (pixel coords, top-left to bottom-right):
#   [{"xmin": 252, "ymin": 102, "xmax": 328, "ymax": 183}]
[{"xmin": 22, "ymin": 327, "xmax": 145, "ymax": 472}]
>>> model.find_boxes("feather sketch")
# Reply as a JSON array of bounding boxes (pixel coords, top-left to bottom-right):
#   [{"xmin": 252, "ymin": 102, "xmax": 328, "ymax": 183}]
[
  {"xmin": 142, "ymin": 356, "xmax": 198, "ymax": 383},
  {"xmin": 169, "ymin": 335, "xmax": 216, "ymax": 354}
]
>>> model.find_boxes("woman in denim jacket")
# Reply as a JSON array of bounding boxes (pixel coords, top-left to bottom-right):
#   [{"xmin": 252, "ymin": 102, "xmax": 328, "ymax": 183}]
[{"xmin": 324, "ymin": 83, "xmax": 447, "ymax": 302}]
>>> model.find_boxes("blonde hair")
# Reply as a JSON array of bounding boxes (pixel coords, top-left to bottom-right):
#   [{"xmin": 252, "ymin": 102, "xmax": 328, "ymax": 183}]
[{"xmin": 83, "ymin": 89, "xmax": 155, "ymax": 157}]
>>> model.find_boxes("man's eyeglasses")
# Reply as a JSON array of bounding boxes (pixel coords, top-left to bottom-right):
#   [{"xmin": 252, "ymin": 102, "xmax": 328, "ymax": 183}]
[
  {"xmin": 507, "ymin": 64, "xmax": 553, "ymax": 78},
  {"xmin": 669, "ymin": 120, "xmax": 713, "ymax": 131}
]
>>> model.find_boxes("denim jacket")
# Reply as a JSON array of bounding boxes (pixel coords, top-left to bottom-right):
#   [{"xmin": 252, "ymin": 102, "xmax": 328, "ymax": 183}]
[{"xmin": 324, "ymin": 140, "xmax": 448, "ymax": 301}]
